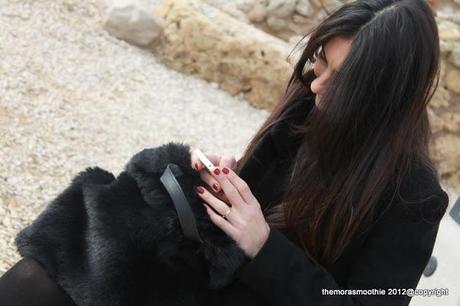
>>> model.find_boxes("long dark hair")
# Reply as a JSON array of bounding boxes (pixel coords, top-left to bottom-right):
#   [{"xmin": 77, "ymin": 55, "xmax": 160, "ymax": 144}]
[{"xmin": 235, "ymin": 0, "xmax": 441, "ymax": 266}]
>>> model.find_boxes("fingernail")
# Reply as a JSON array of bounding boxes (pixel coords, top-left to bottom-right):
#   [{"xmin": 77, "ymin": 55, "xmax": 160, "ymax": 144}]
[
  {"xmin": 196, "ymin": 186, "xmax": 205, "ymax": 194},
  {"xmin": 213, "ymin": 168, "xmax": 220, "ymax": 175},
  {"xmin": 212, "ymin": 183, "xmax": 219, "ymax": 191},
  {"xmin": 222, "ymin": 167, "xmax": 229, "ymax": 174},
  {"xmin": 194, "ymin": 163, "xmax": 199, "ymax": 170}
]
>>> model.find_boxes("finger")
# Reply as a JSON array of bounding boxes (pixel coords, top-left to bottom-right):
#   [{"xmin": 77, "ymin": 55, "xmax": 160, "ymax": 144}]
[
  {"xmin": 190, "ymin": 153, "xmax": 203, "ymax": 171},
  {"xmin": 211, "ymin": 168, "xmax": 246, "ymax": 208},
  {"xmin": 196, "ymin": 186, "xmax": 237, "ymax": 223},
  {"xmin": 221, "ymin": 167, "xmax": 257, "ymax": 205},
  {"xmin": 219, "ymin": 155, "xmax": 237, "ymax": 170},
  {"xmin": 206, "ymin": 186, "xmax": 230, "ymax": 203},
  {"xmin": 203, "ymin": 203, "xmax": 238, "ymax": 239},
  {"xmin": 215, "ymin": 190, "xmax": 230, "ymax": 204},
  {"xmin": 199, "ymin": 171, "xmax": 221, "ymax": 193}
]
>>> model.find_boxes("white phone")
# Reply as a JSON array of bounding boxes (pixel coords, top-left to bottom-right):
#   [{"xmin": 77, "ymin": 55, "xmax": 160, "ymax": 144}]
[{"xmin": 193, "ymin": 148, "xmax": 215, "ymax": 172}]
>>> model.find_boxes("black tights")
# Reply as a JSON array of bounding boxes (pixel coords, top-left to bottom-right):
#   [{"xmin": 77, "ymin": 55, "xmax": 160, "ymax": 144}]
[{"xmin": 0, "ymin": 257, "xmax": 76, "ymax": 306}]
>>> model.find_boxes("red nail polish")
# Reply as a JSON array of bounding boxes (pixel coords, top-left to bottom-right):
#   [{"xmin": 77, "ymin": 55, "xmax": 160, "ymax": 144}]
[
  {"xmin": 196, "ymin": 186, "xmax": 205, "ymax": 194},
  {"xmin": 213, "ymin": 168, "xmax": 220, "ymax": 175},
  {"xmin": 212, "ymin": 183, "xmax": 219, "ymax": 191},
  {"xmin": 222, "ymin": 167, "xmax": 229, "ymax": 174}
]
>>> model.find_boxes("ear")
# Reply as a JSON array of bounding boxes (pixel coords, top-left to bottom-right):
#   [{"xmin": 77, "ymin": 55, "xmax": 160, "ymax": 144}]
[{"xmin": 200, "ymin": 232, "xmax": 249, "ymax": 289}]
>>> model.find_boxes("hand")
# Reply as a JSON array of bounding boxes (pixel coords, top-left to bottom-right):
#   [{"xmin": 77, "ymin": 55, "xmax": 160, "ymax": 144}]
[
  {"xmin": 190, "ymin": 151, "xmax": 236, "ymax": 202},
  {"xmin": 195, "ymin": 166, "xmax": 270, "ymax": 259}
]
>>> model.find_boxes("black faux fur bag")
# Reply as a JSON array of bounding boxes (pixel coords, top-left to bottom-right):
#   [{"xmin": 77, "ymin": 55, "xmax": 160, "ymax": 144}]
[{"xmin": 15, "ymin": 142, "xmax": 268, "ymax": 306}]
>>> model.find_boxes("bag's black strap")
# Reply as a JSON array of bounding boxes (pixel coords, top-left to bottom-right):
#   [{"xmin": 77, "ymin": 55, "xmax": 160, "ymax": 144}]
[{"xmin": 160, "ymin": 164, "xmax": 203, "ymax": 243}]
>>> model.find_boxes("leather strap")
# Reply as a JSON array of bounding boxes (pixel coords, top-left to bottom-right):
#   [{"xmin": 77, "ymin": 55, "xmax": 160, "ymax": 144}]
[{"xmin": 160, "ymin": 164, "xmax": 203, "ymax": 243}]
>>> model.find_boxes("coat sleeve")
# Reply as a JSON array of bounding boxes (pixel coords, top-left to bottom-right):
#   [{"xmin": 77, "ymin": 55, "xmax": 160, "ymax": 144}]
[{"xmin": 234, "ymin": 190, "xmax": 449, "ymax": 306}]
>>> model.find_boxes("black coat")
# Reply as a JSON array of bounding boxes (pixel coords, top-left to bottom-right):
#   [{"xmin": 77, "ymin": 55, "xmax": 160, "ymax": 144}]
[{"xmin": 233, "ymin": 93, "xmax": 450, "ymax": 306}]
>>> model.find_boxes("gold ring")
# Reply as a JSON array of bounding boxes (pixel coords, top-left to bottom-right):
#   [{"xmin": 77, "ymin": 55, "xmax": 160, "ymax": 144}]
[{"xmin": 222, "ymin": 208, "xmax": 232, "ymax": 219}]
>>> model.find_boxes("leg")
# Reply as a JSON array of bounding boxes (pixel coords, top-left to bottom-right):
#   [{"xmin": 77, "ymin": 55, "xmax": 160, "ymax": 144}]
[{"xmin": 0, "ymin": 257, "xmax": 75, "ymax": 306}]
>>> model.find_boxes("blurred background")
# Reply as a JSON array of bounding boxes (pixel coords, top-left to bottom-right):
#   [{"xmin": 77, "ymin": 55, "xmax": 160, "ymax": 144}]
[{"xmin": 0, "ymin": 0, "xmax": 459, "ymax": 305}]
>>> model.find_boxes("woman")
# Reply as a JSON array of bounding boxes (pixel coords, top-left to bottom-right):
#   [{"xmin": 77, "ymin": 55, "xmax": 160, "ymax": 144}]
[
  {"xmin": 191, "ymin": 0, "xmax": 449, "ymax": 305},
  {"xmin": 0, "ymin": 0, "xmax": 448, "ymax": 305}
]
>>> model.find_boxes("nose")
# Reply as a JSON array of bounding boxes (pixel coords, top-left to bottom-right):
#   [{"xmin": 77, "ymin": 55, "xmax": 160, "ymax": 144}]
[{"xmin": 310, "ymin": 72, "xmax": 331, "ymax": 96}]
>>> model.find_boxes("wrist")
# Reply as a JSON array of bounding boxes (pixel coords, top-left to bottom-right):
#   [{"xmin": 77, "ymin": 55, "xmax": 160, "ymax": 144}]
[{"xmin": 250, "ymin": 224, "xmax": 271, "ymax": 259}]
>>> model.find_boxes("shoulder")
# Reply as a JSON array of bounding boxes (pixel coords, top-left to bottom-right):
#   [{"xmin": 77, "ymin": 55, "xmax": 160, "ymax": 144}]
[
  {"xmin": 399, "ymin": 160, "xmax": 448, "ymax": 222},
  {"xmin": 374, "ymin": 160, "xmax": 449, "ymax": 226}
]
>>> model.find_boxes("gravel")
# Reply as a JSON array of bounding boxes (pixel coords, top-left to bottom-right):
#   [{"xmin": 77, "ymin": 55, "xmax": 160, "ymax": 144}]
[{"xmin": 0, "ymin": 0, "xmax": 269, "ymax": 273}]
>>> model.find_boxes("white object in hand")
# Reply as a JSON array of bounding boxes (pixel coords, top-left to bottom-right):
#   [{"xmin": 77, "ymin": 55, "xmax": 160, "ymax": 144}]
[{"xmin": 193, "ymin": 149, "xmax": 215, "ymax": 172}]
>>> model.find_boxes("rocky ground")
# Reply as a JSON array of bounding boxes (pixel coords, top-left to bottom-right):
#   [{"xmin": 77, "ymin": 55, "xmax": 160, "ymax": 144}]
[{"xmin": 0, "ymin": 0, "xmax": 269, "ymax": 273}]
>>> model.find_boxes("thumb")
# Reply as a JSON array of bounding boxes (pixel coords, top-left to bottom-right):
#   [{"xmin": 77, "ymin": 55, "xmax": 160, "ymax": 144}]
[{"xmin": 219, "ymin": 155, "xmax": 237, "ymax": 170}]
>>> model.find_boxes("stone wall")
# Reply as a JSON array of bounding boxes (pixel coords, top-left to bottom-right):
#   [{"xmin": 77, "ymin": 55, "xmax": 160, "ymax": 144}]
[
  {"xmin": 429, "ymin": 11, "xmax": 460, "ymax": 190},
  {"xmin": 150, "ymin": 0, "xmax": 293, "ymax": 110}
]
